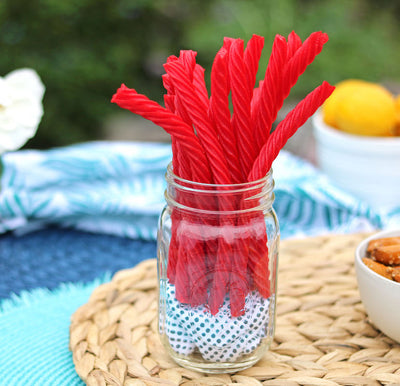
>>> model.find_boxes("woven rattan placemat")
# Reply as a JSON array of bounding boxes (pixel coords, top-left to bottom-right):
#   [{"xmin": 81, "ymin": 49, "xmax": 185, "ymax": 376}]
[{"xmin": 70, "ymin": 233, "xmax": 400, "ymax": 385}]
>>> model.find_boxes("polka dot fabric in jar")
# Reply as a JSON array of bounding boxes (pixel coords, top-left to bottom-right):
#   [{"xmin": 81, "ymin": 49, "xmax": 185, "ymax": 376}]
[{"xmin": 163, "ymin": 283, "xmax": 273, "ymax": 362}]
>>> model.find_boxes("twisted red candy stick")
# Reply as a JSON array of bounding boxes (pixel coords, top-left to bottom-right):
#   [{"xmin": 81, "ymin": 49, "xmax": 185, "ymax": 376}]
[
  {"xmin": 179, "ymin": 50, "xmax": 196, "ymax": 82},
  {"xmin": 166, "ymin": 142, "xmax": 199, "ymax": 283},
  {"xmin": 162, "ymin": 75, "xmax": 173, "ymax": 95},
  {"xmin": 163, "ymin": 71, "xmax": 195, "ymax": 181},
  {"xmin": 238, "ymin": 184, "xmax": 271, "ymax": 298},
  {"xmin": 174, "ymin": 245, "xmax": 190, "ymax": 303},
  {"xmin": 178, "ymin": 50, "xmax": 209, "ymax": 110},
  {"xmin": 251, "ymin": 80, "xmax": 263, "ymax": 116},
  {"xmin": 163, "ymin": 62, "xmax": 184, "ymax": 183},
  {"xmin": 162, "ymin": 74, "xmax": 177, "ymax": 116},
  {"xmin": 111, "ymin": 84, "xmax": 212, "ymax": 183},
  {"xmin": 167, "ymin": 53, "xmax": 210, "ymax": 129},
  {"xmin": 174, "ymin": 92, "xmax": 193, "ymax": 126},
  {"xmin": 166, "ymin": 55, "xmax": 229, "ymax": 306},
  {"xmin": 163, "ymin": 92, "xmax": 179, "ymax": 172},
  {"xmin": 244, "ymin": 34, "xmax": 264, "ymax": 99},
  {"xmin": 208, "ymin": 236, "xmax": 231, "ymax": 315},
  {"xmin": 164, "ymin": 58, "xmax": 194, "ymax": 126},
  {"xmin": 164, "ymin": 60, "xmax": 232, "ymax": 185},
  {"xmin": 169, "ymin": 169, "xmax": 210, "ymax": 298},
  {"xmin": 160, "ymin": 84, "xmax": 205, "ymax": 290},
  {"xmin": 253, "ymin": 34, "xmax": 287, "ymax": 151},
  {"xmin": 164, "ymin": 127, "xmax": 201, "ymax": 285},
  {"xmin": 167, "ymin": 54, "xmax": 178, "ymax": 62},
  {"xmin": 287, "ymin": 30, "xmax": 302, "ymax": 59},
  {"xmin": 163, "ymin": 55, "xmax": 179, "ymax": 108},
  {"xmin": 175, "ymin": 223, "xmax": 208, "ymax": 306},
  {"xmin": 209, "ymin": 48, "xmax": 242, "ymax": 183},
  {"xmin": 282, "ymin": 32, "xmax": 329, "ymax": 101},
  {"xmin": 252, "ymin": 221, "xmax": 271, "ymax": 298},
  {"xmin": 249, "ymin": 81, "xmax": 335, "ymax": 181},
  {"xmin": 163, "ymin": 93, "xmax": 175, "ymax": 113},
  {"xmin": 229, "ymin": 39, "xmax": 257, "ymax": 177},
  {"xmin": 193, "ymin": 64, "xmax": 209, "ymax": 109},
  {"xmin": 162, "ymin": 73, "xmax": 182, "ymax": 284},
  {"xmin": 232, "ymin": 178, "xmax": 272, "ymax": 307},
  {"xmin": 211, "ymin": 38, "xmax": 248, "ymax": 316},
  {"xmin": 223, "ymin": 36, "xmax": 235, "ymax": 50}
]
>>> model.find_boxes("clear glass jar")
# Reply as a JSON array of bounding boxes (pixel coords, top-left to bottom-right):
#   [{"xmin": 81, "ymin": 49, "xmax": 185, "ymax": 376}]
[{"xmin": 157, "ymin": 164, "xmax": 279, "ymax": 373}]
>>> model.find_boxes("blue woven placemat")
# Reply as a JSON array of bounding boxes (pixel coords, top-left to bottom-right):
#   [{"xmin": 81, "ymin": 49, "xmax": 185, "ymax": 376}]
[
  {"xmin": 0, "ymin": 278, "xmax": 101, "ymax": 386},
  {"xmin": 0, "ymin": 227, "xmax": 156, "ymax": 386},
  {"xmin": 0, "ymin": 227, "xmax": 156, "ymax": 299}
]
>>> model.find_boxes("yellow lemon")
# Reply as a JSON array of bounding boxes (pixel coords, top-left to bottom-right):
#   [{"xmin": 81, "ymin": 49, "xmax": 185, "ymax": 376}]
[
  {"xmin": 335, "ymin": 82, "xmax": 396, "ymax": 136},
  {"xmin": 394, "ymin": 94, "xmax": 400, "ymax": 136},
  {"xmin": 322, "ymin": 79, "xmax": 369, "ymax": 127}
]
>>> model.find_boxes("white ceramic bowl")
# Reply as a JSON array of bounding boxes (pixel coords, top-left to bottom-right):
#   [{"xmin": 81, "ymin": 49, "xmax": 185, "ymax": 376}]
[
  {"xmin": 312, "ymin": 111, "xmax": 400, "ymax": 210},
  {"xmin": 355, "ymin": 229, "xmax": 400, "ymax": 343}
]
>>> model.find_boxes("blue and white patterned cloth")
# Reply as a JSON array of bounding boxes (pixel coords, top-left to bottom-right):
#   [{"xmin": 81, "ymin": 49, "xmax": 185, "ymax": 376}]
[
  {"xmin": 1, "ymin": 140, "xmax": 399, "ymax": 239},
  {"xmin": 0, "ymin": 142, "xmax": 168, "ymax": 239}
]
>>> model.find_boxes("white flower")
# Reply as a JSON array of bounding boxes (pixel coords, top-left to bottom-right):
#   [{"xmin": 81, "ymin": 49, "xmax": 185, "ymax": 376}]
[{"xmin": 0, "ymin": 68, "xmax": 45, "ymax": 154}]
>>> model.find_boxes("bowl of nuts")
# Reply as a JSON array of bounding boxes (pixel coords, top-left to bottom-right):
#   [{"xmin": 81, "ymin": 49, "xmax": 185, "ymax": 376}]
[{"xmin": 355, "ymin": 230, "xmax": 400, "ymax": 342}]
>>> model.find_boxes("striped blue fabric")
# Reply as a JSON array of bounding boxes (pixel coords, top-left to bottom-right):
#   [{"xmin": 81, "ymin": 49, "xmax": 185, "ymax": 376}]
[
  {"xmin": 0, "ymin": 141, "xmax": 397, "ymax": 239},
  {"xmin": 0, "ymin": 141, "xmax": 169, "ymax": 239}
]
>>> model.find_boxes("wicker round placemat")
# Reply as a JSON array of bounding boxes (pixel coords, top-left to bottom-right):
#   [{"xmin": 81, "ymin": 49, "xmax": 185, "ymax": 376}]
[{"xmin": 70, "ymin": 233, "xmax": 400, "ymax": 385}]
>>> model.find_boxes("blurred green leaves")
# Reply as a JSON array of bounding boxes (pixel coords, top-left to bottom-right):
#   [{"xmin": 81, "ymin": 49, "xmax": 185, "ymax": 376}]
[{"xmin": 0, "ymin": 0, "xmax": 399, "ymax": 149}]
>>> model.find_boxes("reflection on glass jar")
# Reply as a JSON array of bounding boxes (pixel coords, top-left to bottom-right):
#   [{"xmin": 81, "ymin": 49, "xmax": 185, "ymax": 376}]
[{"xmin": 157, "ymin": 163, "xmax": 279, "ymax": 373}]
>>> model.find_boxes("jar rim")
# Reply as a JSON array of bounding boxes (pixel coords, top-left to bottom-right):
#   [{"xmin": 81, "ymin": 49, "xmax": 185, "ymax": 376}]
[{"xmin": 166, "ymin": 162, "xmax": 273, "ymax": 193}]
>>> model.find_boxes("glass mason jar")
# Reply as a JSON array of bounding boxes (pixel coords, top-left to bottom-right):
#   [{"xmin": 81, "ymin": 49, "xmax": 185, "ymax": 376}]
[{"xmin": 157, "ymin": 164, "xmax": 279, "ymax": 373}]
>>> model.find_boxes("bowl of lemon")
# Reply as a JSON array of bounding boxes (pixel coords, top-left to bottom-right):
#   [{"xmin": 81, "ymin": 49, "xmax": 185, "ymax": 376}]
[{"xmin": 313, "ymin": 79, "xmax": 400, "ymax": 209}]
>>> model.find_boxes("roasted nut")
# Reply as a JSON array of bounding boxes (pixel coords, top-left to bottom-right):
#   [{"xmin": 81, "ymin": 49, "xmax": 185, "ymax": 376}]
[
  {"xmin": 372, "ymin": 244, "xmax": 400, "ymax": 265},
  {"xmin": 362, "ymin": 257, "xmax": 393, "ymax": 280},
  {"xmin": 367, "ymin": 237, "xmax": 400, "ymax": 255},
  {"xmin": 392, "ymin": 266, "xmax": 400, "ymax": 283}
]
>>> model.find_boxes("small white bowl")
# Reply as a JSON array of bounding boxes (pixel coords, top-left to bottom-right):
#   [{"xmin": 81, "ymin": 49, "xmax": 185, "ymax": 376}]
[
  {"xmin": 312, "ymin": 111, "xmax": 400, "ymax": 210},
  {"xmin": 355, "ymin": 229, "xmax": 400, "ymax": 342}
]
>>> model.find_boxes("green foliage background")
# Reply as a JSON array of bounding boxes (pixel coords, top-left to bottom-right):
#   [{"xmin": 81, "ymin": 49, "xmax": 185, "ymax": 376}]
[{"xmin": 1, "ymin": 0, "xmax": 399, "ymax": 148}]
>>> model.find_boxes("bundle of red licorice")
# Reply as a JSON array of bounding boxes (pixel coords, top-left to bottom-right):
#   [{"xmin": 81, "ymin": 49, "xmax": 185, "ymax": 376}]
[{"xmin": 112, "ymin": 31, "xmax": 335, "ymax": 316}]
